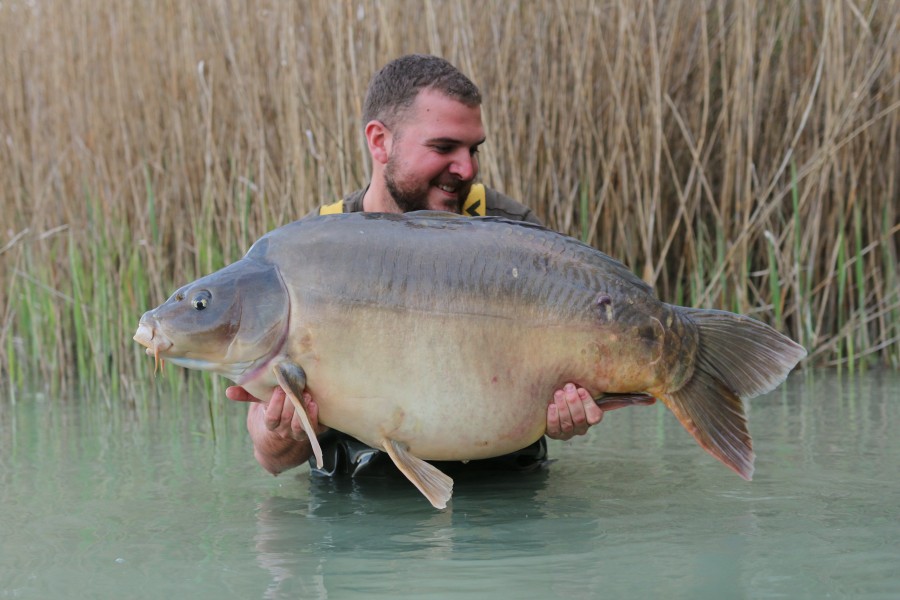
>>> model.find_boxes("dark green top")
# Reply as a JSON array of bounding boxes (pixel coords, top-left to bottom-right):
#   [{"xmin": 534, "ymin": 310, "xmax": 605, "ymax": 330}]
[{"xmin": 320, "ymin": 184, "xmax": 543, "ymax": 225}]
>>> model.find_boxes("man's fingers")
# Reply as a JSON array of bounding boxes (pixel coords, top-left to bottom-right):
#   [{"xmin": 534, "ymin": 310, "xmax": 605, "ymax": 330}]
[
  {"xmin": 302, "ymin": 392, "xmax": 317, "ymax": 420},
  {"xmin": 226, "ymin": 386, "xmax": 261, "ymax": 403},
  {"xmin": 555, "ymin": 388, "xmax": 575, "ymax": 433},
  {"xmin": 548, "ymin": 389, "xmax": 575, "ymax": 440},
  {"xmin": 547, "ymin": 402, "xmax": 560, "ymax": 432},
  {"xmin": 547, "ymin": 384, "xmax": 604, "ymax": 440},
  {"xmin": 290, "ymin": 411, "xmax": 307, "ymax": 440},
  {"xmin": 547, "ymin": 401, "xmax": 570, "ymax": 439},
  {"xmin": 264, "ymin": 388, "xmax": 288, "ymax": 431},
  {"xmin": 580, "ymin": 388, "xmax": 604, "ymax": 426},
  {"xmin": 562, "ymin": 383, "xmax": 588, "ymax": 430}
]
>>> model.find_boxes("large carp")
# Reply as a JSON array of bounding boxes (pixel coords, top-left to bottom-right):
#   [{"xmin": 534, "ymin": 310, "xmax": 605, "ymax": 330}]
[{"xmin": 134, "ymin": 211, "xmax": 805, "ymax": 508}]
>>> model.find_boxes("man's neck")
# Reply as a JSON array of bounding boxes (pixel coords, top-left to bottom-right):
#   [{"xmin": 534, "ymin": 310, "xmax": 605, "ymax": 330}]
[{"xmin": 361, "ymin": 183, "xmax": 401, "ymax": 214}]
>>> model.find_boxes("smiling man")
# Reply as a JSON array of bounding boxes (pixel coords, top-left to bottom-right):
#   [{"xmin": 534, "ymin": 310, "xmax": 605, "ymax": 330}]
[
  {"xmin": 365, "ymin": 90, "xmax": 486, "ymax": 214},
  {"xmin": 227, "ymin": 54, "xmax": 604, "ymax": 479}
]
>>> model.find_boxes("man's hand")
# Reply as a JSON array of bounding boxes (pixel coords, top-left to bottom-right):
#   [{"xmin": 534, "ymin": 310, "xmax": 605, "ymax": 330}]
[
  {"xmin": 226, "ymin": 386, "xmax": 329, "ymax": 475},
  {"xmin": 546, "ymin": 383, "xmax": 603, "ymax": 440}
]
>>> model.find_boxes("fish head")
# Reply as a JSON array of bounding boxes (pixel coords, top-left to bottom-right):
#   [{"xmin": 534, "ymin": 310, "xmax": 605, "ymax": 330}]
[{"xmin": 133, "ymin": 258, "xmax": 290, "ymax": 381}]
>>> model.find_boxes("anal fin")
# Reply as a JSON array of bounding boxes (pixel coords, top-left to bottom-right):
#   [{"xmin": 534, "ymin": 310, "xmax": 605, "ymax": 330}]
[
  {"xmin": 274, "ymin": 362, "xmax": 324, "ymax": 469},
  {"xmin": 382, "ymin": 438, "xmax": 454, "ymax": 509}
]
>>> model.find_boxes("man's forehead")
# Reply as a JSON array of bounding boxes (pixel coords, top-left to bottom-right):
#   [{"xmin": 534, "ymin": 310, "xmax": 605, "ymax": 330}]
[
  {"xmin": 404, "ymin": 89, "xmax": 485, "ymax": 140},
  {"xmin": 412, "ymin": 86, "xmax": 479, "ymax": 108}
]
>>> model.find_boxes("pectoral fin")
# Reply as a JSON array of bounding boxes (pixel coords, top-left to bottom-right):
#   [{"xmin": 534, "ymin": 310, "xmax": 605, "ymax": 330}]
[
  {"xmin": 274, "ymin": 362, "xmax": 324, "ymax": 469},
  {"xmin": 382, "ymin": 438, "xmax": 453, "ymax": 510}
]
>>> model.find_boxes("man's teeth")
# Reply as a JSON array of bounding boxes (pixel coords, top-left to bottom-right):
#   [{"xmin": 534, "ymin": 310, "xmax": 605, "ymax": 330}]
[{"xmin": 437, "ymin": 184, "xmax": 456, "ymax": 193}]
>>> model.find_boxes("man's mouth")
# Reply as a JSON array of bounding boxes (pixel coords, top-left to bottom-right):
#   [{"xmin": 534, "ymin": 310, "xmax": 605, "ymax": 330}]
[{"xmin": 436, "ymin": 183, "xmax": 458, "ymax": 194}]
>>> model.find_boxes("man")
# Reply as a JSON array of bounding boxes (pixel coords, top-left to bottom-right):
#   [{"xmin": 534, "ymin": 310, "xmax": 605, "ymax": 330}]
[{"xmin": 226, "ymin": 54, "xmax": 603, "ymax": 478}]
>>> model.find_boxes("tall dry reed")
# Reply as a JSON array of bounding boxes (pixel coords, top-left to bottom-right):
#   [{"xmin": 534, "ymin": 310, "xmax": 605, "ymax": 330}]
[{"xmin": 1, "ymin": 1, "xmax": 898, "ymax": 401}]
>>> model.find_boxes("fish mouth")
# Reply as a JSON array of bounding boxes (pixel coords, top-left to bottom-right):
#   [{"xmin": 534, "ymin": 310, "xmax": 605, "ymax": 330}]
[{"xmin": 134, "ymin": 322, "xmax": 173, "ymax": 372}]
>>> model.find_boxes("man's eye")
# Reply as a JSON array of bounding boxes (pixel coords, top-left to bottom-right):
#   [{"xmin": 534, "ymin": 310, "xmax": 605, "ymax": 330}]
[{"xmin": 433, "ymin": 145, "xmax": 452, "ymax": 153}]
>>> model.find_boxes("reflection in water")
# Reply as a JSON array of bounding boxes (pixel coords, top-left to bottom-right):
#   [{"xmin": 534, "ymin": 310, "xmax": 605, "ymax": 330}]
[
  {"xmin": 252, "ymin": 469, "xmax": 565, "ymax": 598},
  {"xmin": 1, "ymin": 371, "xmax": 898, "ymax": 599}
]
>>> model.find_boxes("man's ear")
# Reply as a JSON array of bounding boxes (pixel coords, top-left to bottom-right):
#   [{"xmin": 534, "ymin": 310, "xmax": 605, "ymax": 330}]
[{"xmin": 365, "ymin": 120, "xmax": 391, "ymax": 165}]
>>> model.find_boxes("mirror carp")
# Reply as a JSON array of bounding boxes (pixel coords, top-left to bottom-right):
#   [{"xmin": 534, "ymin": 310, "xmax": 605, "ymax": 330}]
[{"xmin": 134, "ymin": 211, "xmax": 806, "ymax": 509}]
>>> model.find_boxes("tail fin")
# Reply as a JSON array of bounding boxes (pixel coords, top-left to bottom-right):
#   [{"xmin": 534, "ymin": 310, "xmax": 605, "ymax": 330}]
[{"xmin": 662, "ymin": 308, "xmax": 807, "ymax": 480}]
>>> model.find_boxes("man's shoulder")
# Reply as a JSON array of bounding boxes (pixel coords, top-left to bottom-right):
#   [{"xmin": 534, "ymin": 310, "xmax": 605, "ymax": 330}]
[
  {"xmin": 341, "ymin": 189, "xmax": 366, "ymax": 213},
  {"xmin": 482, "ymin": 186, "xmax": 542, "ymax": 225},
  {"xmin": 313, "ymin": 189, "xmax": 366, "ymax": 216}
]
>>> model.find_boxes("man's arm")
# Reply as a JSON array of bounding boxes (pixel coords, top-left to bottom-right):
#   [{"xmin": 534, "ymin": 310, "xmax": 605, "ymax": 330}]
[{"xmin": 226, "ymin": 386, "xmax": 327, "ymax": 475}]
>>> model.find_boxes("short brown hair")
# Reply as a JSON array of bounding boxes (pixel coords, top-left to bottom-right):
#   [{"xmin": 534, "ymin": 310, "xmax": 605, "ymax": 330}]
[{"xmin": 362, "ymin": 54, "xmax": 482, "ymax": 130}]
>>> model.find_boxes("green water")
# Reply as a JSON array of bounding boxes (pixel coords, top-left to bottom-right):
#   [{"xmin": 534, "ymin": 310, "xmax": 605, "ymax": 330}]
[{"xmin": 1, "ymin": 370, "xmax": 898, "ymax": 599}]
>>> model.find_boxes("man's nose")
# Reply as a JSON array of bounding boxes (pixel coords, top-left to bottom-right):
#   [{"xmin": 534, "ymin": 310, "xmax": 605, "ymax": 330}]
[{"xmin": 449, "ymin": 151, "xmax": 478, "ymax": 181}]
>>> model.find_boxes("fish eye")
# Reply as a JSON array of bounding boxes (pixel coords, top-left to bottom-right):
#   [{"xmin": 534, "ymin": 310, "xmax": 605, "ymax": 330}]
[{"xmin": 192, "ymin": 291, "xmax": 211, "ymax": 310}]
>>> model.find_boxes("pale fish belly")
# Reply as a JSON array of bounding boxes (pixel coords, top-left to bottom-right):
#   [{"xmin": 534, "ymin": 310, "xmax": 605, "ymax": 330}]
[{"xmin": 292, "ymin": 305, "xmax": 600, "ymax": 461}]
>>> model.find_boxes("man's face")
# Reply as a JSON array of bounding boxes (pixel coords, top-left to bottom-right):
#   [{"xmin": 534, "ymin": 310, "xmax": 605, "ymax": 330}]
[{"xmin": 383, "ymin": 88, "xmax": 486, "ymax": 213}]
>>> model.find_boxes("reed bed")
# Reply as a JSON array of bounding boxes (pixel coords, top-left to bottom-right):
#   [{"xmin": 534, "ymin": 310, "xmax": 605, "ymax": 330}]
[{"xmin": 1, "ymin": 1, "xmax": 898, "ymax": 402}]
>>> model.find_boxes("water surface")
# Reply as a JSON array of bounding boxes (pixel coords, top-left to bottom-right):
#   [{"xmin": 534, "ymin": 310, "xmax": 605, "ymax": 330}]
[{"xmin": 1, "ymin": 370, "xmax": 898, "ymax": 599}]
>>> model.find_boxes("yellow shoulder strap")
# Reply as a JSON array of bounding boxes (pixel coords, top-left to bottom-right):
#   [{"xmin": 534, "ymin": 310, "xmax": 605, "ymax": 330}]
[
  {"xmin": 462, "ymin": 183, "xmax": 486, "ymax": 217},
  {"xmin": 319, "ymin": 199, "xmax": 344, "ymax": 215}
]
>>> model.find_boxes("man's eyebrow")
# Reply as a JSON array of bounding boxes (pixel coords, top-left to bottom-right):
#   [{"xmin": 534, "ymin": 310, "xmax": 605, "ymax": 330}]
[{"xmin": 426, "ymin": 136, "xmax": 486, "ymax": 147}]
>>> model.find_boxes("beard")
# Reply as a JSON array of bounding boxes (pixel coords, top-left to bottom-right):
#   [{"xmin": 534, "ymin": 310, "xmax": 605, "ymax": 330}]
[{"xmin": 384, "ymin": 153, "xmax": 471, "ymax": 213}]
